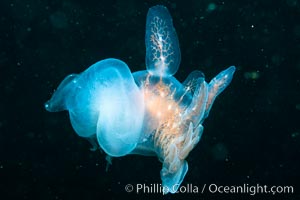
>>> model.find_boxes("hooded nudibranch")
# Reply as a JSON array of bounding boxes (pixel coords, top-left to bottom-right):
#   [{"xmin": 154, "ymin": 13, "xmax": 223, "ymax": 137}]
[{"xmin": 45, "ymin": 5, "xmax": 235, "ymax": 194}]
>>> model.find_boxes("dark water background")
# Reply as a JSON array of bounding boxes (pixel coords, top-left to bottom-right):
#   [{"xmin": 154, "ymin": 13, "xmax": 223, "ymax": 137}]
[{"xmin": 0, "ymin": 0, "xmax": 299, "ymax": 199}]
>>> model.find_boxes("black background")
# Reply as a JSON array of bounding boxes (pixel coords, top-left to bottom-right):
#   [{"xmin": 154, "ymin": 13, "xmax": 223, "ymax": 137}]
[{"xmin": 0, "ymin": 0, "xmax": 299, "ymax": 199}]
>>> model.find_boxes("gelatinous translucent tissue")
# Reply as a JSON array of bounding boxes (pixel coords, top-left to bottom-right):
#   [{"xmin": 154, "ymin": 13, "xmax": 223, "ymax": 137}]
[{"xmin": 45, "ymin": 5, "xmax": 235, "ymax": 194}]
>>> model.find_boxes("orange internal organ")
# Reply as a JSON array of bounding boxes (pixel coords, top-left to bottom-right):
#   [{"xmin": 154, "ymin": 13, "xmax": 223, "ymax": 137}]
[{"xmin": 143, "ymin": 79, "xmax": 186, "ymax": 167}]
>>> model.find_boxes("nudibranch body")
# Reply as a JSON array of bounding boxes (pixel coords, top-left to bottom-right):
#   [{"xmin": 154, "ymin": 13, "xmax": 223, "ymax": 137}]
[{"xmin": 45, "ymin": 5, "xmax": 235, "ymax": 194}]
